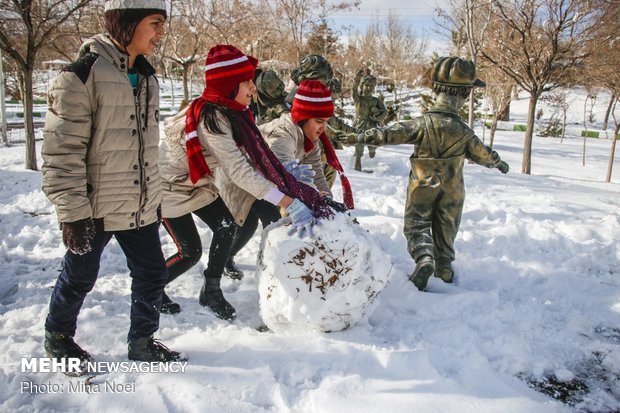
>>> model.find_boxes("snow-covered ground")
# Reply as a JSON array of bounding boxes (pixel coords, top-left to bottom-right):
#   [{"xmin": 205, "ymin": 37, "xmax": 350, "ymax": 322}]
[{"xmin": 0, "ymin": 86, "xmax": 619, "ymax": 412}]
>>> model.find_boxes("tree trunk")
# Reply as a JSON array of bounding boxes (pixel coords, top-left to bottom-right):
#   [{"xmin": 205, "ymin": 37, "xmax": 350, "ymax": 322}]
[
  {"xmin": 606, "ymin": 124, "xmax": 619, "ymax": 183},
  {"xmin": 490, "ymin": 116, "xmax": 498, "ymax": 148},
  {"xmin": 561, "ymin": 111, "xmax": 566, "ymax": 144},
  {"xmin": 522, "ymin": 93, "xmax": 539, "ymax": 175},
  {"xmin": 0, "ymin": 49, "xmax": 9, "ymax": 146},
  {"xmin": 22, "ymin": 67, "xmax": 38, "ymax": 171},
  {"xmin": 182, "ymin": 64, "xmax": 190, "ymax": 103},
  {"xmin": 468, "ymin": 88, "xmax": 475, "ymax": 128},
  {"xmin": 169, "ymin": 76, "xmax": 175, "ymax": 111},
  {"xmin": 500, "ymin": 85, "xmax": 514, "ymax": 121},
  {"xmin": 602, "ymin": 92, "xmax": 615, "ymax": 131},
  {"xmin": 582, "ymin": 96, "xmax": 589, "ymax": 167},
  {"xmin": 499, "ymin": 104, "xmax": 510, "ymax": 121},
  {"xmin": 582, "ymin": 135, "xmax": 587, "ymax": 167}
]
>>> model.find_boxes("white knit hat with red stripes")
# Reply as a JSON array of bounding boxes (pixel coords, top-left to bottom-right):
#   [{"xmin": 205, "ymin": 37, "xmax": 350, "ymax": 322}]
[{"xmin": 290, "ymin": 80, "xmax": 335, "ymax": 124}]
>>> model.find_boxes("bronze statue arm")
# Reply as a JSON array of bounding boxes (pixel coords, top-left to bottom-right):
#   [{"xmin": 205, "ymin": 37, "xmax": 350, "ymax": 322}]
[
  {"xmin": 465, "ymin": 138, "xmax": 510, "ymax": 173},
  {"xmin": 364, "ymin": 118, "xmax": 424, "ymax": 146}
]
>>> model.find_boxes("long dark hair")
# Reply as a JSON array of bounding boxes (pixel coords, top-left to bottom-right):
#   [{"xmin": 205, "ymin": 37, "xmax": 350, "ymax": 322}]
[
  {"xmin": 199, "ymin": 85, "xmax": 244, "ymax": 144},
  {"xmin": 200, "ymin": 103, "xmax": 246, "ymax": 145}
]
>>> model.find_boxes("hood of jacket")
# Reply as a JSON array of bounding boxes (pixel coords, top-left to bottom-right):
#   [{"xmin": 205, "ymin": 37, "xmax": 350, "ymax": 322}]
[{"xmin": 77, "ymin": 34, "xmax": 156, "ymax": 77}]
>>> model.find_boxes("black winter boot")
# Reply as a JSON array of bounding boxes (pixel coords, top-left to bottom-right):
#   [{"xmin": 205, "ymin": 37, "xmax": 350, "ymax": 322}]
[
  {"xmin": 223, "ymin": 259, "xmax": 244, "ymax": 280},
  {"xmin": 199, "ymin": 277, "xmax": 236, "ymax": 320},
  {"xmin": 128, "ymin": 335, "xmax": 187, "ymax": 362},
  {"xmin": 409, "ymin": 255, "xmax": 435, "ymax": 291},
  {"xmin": 44, "ymin": 330, "xmax": 94, "ymax": 376},
  {"xmin": 160, "ymin": 291, "xmax": 181, "ymax": 315}
]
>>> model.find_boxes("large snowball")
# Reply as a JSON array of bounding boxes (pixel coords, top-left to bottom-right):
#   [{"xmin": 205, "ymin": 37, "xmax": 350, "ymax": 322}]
[{"xmin": 257, "ymin": 213, "xmax": 392, "ymax": 333}]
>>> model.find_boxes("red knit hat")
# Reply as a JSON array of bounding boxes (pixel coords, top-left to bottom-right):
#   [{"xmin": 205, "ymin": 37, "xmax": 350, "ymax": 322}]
[
  {"xmin": 204, "ymin": 44, "xmax": 258, "ymax": 98},
  {"xmin": 290, "ymin": 80, "xmax": 335, "ymax": 124}
]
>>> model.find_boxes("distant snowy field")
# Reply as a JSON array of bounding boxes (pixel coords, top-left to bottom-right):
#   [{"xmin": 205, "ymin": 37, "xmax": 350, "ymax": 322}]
[{"xmin": 0, "ymin": 86, "xmax": 618, "ymax": 412}]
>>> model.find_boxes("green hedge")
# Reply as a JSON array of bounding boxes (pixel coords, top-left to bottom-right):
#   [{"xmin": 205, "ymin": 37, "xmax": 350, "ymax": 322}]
[{"xmin": 581, "ymin": 130, "xmax": 599, "ymax": 138}]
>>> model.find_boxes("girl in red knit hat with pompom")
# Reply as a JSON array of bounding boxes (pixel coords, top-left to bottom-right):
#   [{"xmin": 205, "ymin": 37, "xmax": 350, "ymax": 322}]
[
  {"xmin": 259, "ymin": 79, "xmax": 354, "ymax": 211},
  {"xmin": 159, "ymin": 45, "xmax": 335, "ymax": 321}
]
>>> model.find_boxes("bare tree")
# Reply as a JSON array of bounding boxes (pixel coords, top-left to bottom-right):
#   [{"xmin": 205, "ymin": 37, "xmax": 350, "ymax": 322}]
[
  {"xmin": 46, "ymin": 6, "xmax": 102, "ymax": 62},
  {"xmin": 583, "ymin": 0, "xmax": 620, "ymax": 182},
  {"xmin": 339, "ymin": 12, "xmax": 426, "ymax": 93},
  {"xmin": 202, "ymin": 0, "xmax": 259, "ymax": 45},
  {"xmin": 160, "ymin": 0, "xmax": 212, "ymax": 103},
  {"xmin": 337, "ymin": 20, "xmax": 380, "ymax": 82},
  {"xmin": 581, "ymin": 88, "xmax": 597, "ymax": 166},
  {"xmin": 538, "ymin": 90, "xmax": 570, "ymax": 142},
  {"xmin": 378, "ymin": 11, "xmax": 427, "ymax": 87},
  {"xmin": 437, "ymin": 0, "xmax": 493, "ymax": 127},
  {"xmin": 606, "ymin": 98, "xmax": 619, "ymax": 183},
  {"xmin": 305, "ymin": 20, "xmax": 341, "ymax": 59},
  {"xmin": 479, "ymin": 0, "xmax": 597, "ymax": 174},
  {"xmin": 0, "ymin": 0, "xmax": 94, "ymax": 170},
  {"xmin": 263, "ymin": 0, "xmax": 359, "ymax": 61},
  {"xmin": 482, "ymin": 66, "xmax": 515, "ymax": 147},
  {"xmin": 602, "ymin": 92, "xmax": 616, "ymax": 131}
]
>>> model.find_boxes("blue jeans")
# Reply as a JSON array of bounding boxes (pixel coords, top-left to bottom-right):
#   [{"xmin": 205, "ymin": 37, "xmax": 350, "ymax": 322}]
[{"xmin": 45, "ymin": 220, "xmax": 167, "ymax": 341}]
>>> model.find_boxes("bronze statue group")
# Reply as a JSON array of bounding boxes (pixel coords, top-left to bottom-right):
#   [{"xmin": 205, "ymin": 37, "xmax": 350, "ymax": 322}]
[{"xmin": 40, "ymin": 0, "xmax": 510, "ymax": 372}]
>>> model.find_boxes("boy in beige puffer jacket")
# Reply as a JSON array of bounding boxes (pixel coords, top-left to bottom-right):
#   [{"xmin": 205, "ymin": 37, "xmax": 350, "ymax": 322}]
[{"xmin": 41, "ymin": 0, "xmax": 185, "ymax": 370}]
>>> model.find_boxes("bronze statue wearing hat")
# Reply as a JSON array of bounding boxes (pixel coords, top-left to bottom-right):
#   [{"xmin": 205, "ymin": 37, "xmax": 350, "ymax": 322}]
[
  {"xmin": 364, "ymin": 56, "xmax": 510, "ymax": 291},
  {"xmin": 255, "ymin": 69, "xmax": 289, "ymax": 125}
]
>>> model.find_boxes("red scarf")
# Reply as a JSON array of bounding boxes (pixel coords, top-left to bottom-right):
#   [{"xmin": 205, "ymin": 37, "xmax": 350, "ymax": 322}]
[{"xmin": 304, "ymin": 133, "xmax": 355, "ymax": 210}]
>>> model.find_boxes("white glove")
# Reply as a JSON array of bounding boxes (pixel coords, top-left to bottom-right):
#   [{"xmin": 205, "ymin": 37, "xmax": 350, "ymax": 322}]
[
  {"xmin": 283, "ymin": 160, "xmax": 315, "ymax": 185},
  {"xmin": 285, "ymin": 199, "xmax": 315, "ymax": 238}
]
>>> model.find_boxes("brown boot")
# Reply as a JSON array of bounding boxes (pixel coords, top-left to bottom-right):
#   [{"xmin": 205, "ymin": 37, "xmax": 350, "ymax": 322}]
[
  {"xmin": 409, "ymin": 255, "xmax": 435, "ymax": 291},
  {"xmin": 435, "ymin": 263, "xmax": 453, "ymax": 283}
]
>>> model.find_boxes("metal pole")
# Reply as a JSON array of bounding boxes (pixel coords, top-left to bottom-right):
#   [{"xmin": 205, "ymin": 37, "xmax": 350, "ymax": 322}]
[{"xmin": 0, "ymin": 48, "xmax": 9, "ymax": 145}]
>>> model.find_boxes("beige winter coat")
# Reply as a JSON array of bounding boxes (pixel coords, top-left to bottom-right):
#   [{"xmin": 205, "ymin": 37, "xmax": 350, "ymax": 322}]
[
  {"xmin": 259, "ymin": 113, "xmax": 331, "ymax": 195},
  {"xmin": 159, "ymin": 107, "xmax": 219, "ymax": 218},
  {"xmin": 205, "ymin": 112, "xmax": 278, "ymax": 225},
  {"xmin": 42, "ymin": 34, "xmax": 162, "ymax": 231}
]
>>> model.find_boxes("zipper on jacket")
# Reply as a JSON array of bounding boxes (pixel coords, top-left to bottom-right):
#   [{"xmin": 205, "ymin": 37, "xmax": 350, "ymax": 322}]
[{"xmin": 134, "ymin": 77, "xmax": 148, "ymax": 228}]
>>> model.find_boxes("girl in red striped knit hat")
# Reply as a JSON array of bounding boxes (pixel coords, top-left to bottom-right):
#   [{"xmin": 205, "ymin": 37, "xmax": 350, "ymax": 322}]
[
  {"xmin": 160, "ymin": 45, "xmax": 334, "ymax": 320},
  {"xmin": 259, "ymin": 79, "xmax": 354, "ymax": 210}
]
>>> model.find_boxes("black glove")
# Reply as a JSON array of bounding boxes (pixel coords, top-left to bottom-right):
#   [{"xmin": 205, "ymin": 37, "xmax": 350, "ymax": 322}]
[
  {"xmin": 497, "ymin": 160, "xmax": 509, "ymax": 174},
  {"xmin": 61, "ymin": 218, "xmax": 95, "ymax": 255},
  {"xmin": 324, "ymin": 197, "xmax": 348, "ymax": 213}
]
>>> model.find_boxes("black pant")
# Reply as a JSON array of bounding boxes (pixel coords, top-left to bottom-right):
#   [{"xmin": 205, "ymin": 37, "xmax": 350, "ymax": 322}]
[
  {"xmin": 162, "ymin": 197, "xmax": 236, "ymax": 281},
  {"xmin": 45, "ymin": 220, "xmax": 167, "ymax": 341},
  {"xmin": 229, "ymin": 199, "xmax": 281, "ymax": 259}
]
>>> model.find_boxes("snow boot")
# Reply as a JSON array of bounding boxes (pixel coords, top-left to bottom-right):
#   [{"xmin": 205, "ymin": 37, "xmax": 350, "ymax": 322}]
[
  {"xmin": 128, "ymin": 335, "xmax": 187, "ymax": 362},
  {"xmin": 223, "ymin": 259, "xmax": 244, "ymax": 280},
  {"xmin": 160, "ymin": 291, "xmax": 181, "ymax": 315},
  {"xmin": 434, "ymin": 262, "xmax": 453, "ymax": 283},
  {"xmin": 44, "ymin": 330, "xmax": 94, "ymax": 376},
  {"xmin": 409, "ymin": 255, "xmax": 435, "ymax": 291},
  {"xmin": 199, "ymin": 277, "xmax": 237, "ymax": 320}
]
